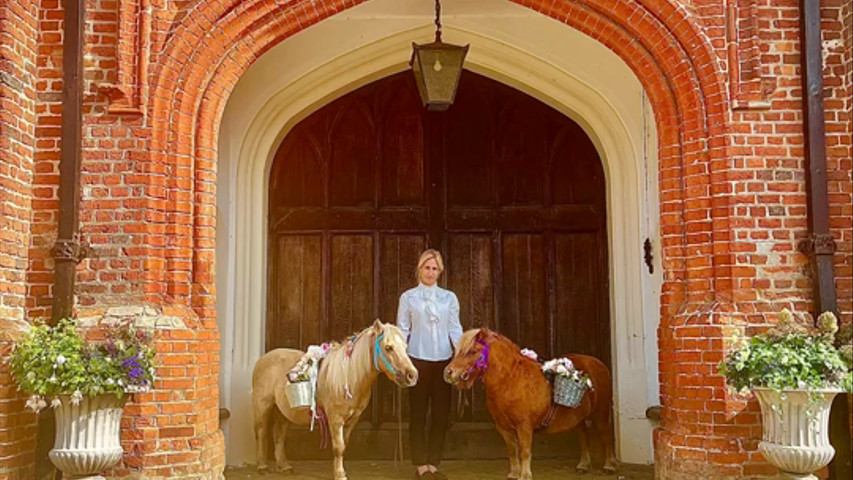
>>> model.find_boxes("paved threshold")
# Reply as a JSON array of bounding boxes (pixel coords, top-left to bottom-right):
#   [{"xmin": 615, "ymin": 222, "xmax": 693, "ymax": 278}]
[{"xmin": 225, "ymin": 459, "xmax": 654, "ymax": 480}]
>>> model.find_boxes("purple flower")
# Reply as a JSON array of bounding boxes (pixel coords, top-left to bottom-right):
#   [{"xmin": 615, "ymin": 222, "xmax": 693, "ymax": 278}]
[
  {"xmin": 122, "ymin": 356, "xmax": 140, "ymax": 368},
  {"xmin": 129, "ymin": 368, "xmax": 145, "ymax": 379}
]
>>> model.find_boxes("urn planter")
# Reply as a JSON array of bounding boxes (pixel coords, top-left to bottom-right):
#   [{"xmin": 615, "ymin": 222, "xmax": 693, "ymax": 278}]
[
  {"xmin": 754, "ymin": 388, "xmax": 840, "ymax": 480},
  {"xmin": 49, "ymin": 394, "xmax": 126, "ymax": 480}
]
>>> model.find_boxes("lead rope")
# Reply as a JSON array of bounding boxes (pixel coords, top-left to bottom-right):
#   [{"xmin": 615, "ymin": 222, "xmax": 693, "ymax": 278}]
[{"xmin": 395, "ymin": 386, "xmax": 404, "ymax": 468}]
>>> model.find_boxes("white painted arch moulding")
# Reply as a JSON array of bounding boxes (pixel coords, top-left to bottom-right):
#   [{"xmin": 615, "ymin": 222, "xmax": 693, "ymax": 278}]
[{"xmin": 218, "ymin": 23, "xmax": 661, "ymax": 466}]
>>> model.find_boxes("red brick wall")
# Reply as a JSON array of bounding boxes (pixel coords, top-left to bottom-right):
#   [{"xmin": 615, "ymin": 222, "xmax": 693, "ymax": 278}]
[
  {"xmin": 27, "ymin": 0, "xmax": 60, "ymax": 319},
  {"xmin": 0, "ymin": 1, "xmax": 851, "ymax": 479},
  {"xmin": 837, "ymin": 0, "xmax": 853, "ymax": 329},
  {"xmin": 0, "ymin": 0, "xmax": 38, "ymax": 478}
]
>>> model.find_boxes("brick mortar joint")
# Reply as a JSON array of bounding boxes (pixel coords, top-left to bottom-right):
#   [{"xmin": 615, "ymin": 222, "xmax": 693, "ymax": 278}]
[{"xmin": 76, "ymin": 304, "xmax": 188, "ymax": 330}]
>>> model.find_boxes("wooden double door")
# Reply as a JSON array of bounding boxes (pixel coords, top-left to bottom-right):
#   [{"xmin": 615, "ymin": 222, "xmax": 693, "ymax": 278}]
[{"xmin": 267, "ymin": 70, "xmax": 609, "ymax": 428}]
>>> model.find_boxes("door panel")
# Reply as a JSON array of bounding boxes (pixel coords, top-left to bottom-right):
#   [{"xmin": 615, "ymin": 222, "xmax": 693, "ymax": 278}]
[
  {"xmin": 266, "ymin": 235, "xmax": 323, "ymax": 349},
  {"xmin": 496, "ymin": 100, "xmax": 548, "ymax": 206},
  {"xmin": 500, "ymin": 234, "xmax": 550, "ymax": 358},
  {"xmin": 329, "ymin": 235, "xmax": 374, "ymax": 340},
  {"xmin": 381, "ymin": 84, "xmax": 425, "ymax": 206},
  {"xmin": 555, "ymin": 232, "xmax": 610, "ymax": 362},
  {"xmin": 329, "ymin": 100, "xmax": 377, "ymax": 207},
  {"xmin": 445, "ymin": 85, "xmax": 495, "ymax": 207},
  {"xmin": 447, "ymin": 234, "xmax": 495, "ymax": 330}
]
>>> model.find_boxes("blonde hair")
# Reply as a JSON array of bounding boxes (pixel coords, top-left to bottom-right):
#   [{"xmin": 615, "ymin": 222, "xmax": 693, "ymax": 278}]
[{"xmin": 416, "ymin": 248, "xmax": 444, "ymax": 281}]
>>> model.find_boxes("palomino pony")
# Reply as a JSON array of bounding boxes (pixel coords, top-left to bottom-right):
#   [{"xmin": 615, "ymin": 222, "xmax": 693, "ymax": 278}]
[
  {"xmin": 444, "ymin": 328, "xmax": 616, "ymax": 479},
  {"xmin": 252, "ymin": 320, "xmax": 418, "ymax": 480}
]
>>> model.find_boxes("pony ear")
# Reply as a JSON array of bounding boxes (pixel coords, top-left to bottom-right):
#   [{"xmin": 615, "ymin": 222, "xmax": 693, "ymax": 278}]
[
  {"xmin": 372, "ymin": 318, "xmax": 383, "ymax": 334},
  {"xmin": 475, "ymin": 328, "xmax": 496, "ymax": 342}
]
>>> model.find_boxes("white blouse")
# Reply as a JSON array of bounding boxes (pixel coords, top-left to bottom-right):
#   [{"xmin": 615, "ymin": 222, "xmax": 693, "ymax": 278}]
[{"xmin": 396, "ymin": 283, "xmax": 464, "ymax": 361}]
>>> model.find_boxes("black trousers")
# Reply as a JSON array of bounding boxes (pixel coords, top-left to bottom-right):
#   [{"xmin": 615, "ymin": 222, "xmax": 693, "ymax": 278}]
[{"xmin": 409, "ymin": 358, "xmax": 452, "ymax": 466}]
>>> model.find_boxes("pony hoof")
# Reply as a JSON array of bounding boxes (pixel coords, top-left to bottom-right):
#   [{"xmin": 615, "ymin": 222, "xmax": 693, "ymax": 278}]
[
  {"xmin": 276, "ymin": 465, "xmax": 294, "ymax": 474},
  {"xmin": 575, "ymin": 466, "xmax": 589, "ymax": 474},
  {"xmin": 257, "ymin": 464, "xmax": 270, "ymax": 473},
  {"xmin": 603, "ymin": 465, "xmax": 618, "ymax": 474}
]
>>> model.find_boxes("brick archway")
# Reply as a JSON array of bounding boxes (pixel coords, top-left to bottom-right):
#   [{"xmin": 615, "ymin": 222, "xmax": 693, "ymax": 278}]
[{"xmin": 149, "ymin": 0, "xmax": 739, "ymax": 477}]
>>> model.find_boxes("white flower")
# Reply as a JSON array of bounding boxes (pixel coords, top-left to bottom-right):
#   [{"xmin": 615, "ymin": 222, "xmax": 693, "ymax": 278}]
[
  {"xmin": 48, "ymin": 375, "xmax": 57, "ymax": 383},
  {"xmin": 106, "ymin": 378, "xmax": 115, "ymax": 385},
  {"xmin": 125, "ymin": 384, "xmax": 151, "ymax": 394},
  {"xmin": 117, "ymin": 379, "xmax": 124, "ymax": 386},
  {"xmin": 26, "ymin": 395, "xmax": 45, "ymax": 413},
  {"xmin": 55, "ymin": 355, "xmax": 67, "ymax": 366},
  {"xmin": 307, "ymin": 345, "xmax": 328, "ymax": 359},
  {"xmin": 520, "ymin": 348, "xmax": 538, "ymax": 361},
  {"xmin": 70, "ymin": 390, "xmax": 83, "ymax": 406},
  {"xmin": 50, "ymin": 398, "xmax": 61, "ymax": 408}
]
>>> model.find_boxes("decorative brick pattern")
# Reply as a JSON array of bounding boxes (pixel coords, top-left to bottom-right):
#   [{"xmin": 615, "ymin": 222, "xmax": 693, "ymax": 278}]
[{"xmin": 0, "ymin": 1, "xmax": 850, "ymax": 479}]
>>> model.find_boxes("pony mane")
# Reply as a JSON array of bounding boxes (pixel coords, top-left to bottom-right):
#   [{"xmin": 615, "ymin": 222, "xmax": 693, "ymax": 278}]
[
  {"xmin": 457, "ymin": 328, "xmax": 523, "ymax": 355},
  {"xmin": 320, "ymin": 326, "xmax": 374, "ymax": 397},
  {"xmin": 456, "ymin": 329, "xmax": 482, "ymax": 354}
]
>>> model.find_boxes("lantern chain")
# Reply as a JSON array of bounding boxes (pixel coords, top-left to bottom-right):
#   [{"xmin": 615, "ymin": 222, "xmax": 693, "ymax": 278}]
[{"xmin": 434, "ymin": 0, "xmax": 442, "ymax": 43}]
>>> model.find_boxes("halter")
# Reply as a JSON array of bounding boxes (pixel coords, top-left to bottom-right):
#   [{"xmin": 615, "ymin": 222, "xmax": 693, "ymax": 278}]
[
  {"xmin": 461, "ymin": 339, "xmax": 490, "ymax": 381},
  {"xmin": 373, "ymin": 332, "xmax": 397, "ymax": 375}
]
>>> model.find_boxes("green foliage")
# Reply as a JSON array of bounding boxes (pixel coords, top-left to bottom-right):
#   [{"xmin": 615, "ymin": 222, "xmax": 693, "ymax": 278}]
[
  {"xmin": 9, "ymin": 318, "xmax": 156, "ymax": 411},
  {"xmin": 719, "ymin": 310, "xmax": 852, "ymax": 395}
]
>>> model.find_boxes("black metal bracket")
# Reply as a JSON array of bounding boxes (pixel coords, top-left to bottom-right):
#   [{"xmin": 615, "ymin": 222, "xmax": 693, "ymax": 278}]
[
  {"xmin": 51, "ymin": 235, "xmax": 93, "ymax": 264},
  {"xmin": 798, "ymin": 233, "xmax": 837, "ymax": 256},
  {"xmin": 643, "ymin": 238, "xmax": 654, "ymax": 274}
]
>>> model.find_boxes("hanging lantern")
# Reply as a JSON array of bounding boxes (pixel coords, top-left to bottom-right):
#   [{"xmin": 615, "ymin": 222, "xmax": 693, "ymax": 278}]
[{"xmin": 410, "ymin": 0, "xmax": 469, "ymax": 111}]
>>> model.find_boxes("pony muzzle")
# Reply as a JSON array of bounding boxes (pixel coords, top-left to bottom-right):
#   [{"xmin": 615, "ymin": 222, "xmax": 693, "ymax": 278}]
[
  {"xmin": 395, "ymin": 368, "xmax": 418, "ymax": 387},
  {"xmin": 443, "ymin": 366, "xmax": 462, "ymax": 384}
]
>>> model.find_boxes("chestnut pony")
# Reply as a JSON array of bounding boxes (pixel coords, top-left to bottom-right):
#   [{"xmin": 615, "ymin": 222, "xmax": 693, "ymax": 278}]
[
  {"xmin": 252, "ymin": 320, "xmax": 418, "ymax": 480},
  {"xmin": 444, "ymin": 328, "xmax": 617, "ymax": 479}
]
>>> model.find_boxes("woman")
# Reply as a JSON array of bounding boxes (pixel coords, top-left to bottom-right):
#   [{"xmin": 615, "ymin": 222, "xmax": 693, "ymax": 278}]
[{"xmin": 397, "ymin": 249, "xmax": 463, "ymax": 480}]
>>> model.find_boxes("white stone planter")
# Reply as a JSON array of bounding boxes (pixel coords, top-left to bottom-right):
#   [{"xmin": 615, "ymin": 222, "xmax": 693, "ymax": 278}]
[
  {"xmin": 754, "ymin": 388, "xmax": 840, "ymax": 480},
  {"xmin": 49, "ymin": 394, "xmax": 126, "ymax": 480}
]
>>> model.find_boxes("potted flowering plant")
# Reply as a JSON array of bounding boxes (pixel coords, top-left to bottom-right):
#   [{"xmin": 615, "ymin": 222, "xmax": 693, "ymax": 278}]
[
  {"xmin": 541, "ymin": 357, "xmax": 594, "ymax": 408},
  {"xmin": 285, "ymin": 344, "xmax": 329, "ymax": 410},
  {"xmin": 9, "ymin": 318, "xmax": 155, "ymax": 478},
  {"xmin": 719, "ymin": 309, "xmax": 852, "ymax": 480}
]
